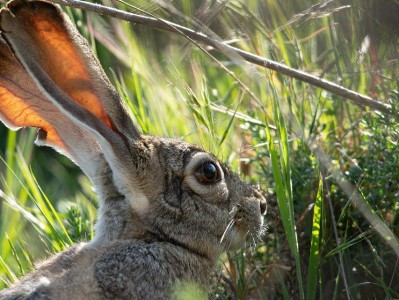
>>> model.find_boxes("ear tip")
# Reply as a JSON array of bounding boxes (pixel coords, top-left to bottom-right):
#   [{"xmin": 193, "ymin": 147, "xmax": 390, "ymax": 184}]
[
  {"xmin": 1, "ymin": 0, "xmax": 63, "ymax": 38},
  {"xmin": 6, "ymin": 0, "xmax": 53, "ymax": 9},
  {"xmin": 4, "ymin": 0, "xmax": 33, "ymax": 12},
  {"xmin": 3, "ymin": 0, "xmax": 59, "ymax": 17}
]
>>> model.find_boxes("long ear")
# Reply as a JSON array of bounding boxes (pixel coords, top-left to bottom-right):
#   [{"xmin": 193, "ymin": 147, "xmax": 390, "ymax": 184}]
[
  {"xmin": 0, "ymin": 36, "xmax": 104, "ymax": 181},
  {"xmin": 0, "ymin": 0, "xmax": 145, "ymax": 201}
]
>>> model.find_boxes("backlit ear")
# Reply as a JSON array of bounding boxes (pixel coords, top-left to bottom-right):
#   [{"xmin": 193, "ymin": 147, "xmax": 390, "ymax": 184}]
[
  {"xmin": 0, "ymin": 37, "xmax": 64, "ymax": 150},
  {"xmin": 0, "ymin": 0, "xmax": 146, "ymax": 203},
  {"xmin": 0, "ymin": 36, "xmax": 104, "ymax": 181},
  {"xmin": 0, "ymin": 0, "xmax": 139, "ymax": 140}
]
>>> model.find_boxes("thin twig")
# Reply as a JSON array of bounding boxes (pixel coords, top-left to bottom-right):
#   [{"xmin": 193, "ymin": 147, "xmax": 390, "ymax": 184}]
[
  {"xmin": 322, "ymin": 173, "xmax": 352, "ymax": 300},
  {"xmin": 312, "ymin": 143, "xmax": 399, "ymax": 258},
  {"xmin": 52, "ymin": 0, "xmax": 394, "ymax": 116}
]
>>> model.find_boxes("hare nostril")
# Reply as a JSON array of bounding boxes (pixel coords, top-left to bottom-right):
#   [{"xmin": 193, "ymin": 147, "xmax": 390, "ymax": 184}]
[
  {"xmin": 259, "ymin": 197, "xmax": 267, "ymax": 215},
  {"xmin": 252, "ymin": 187, "xmax": 267, "ymax": 215}
]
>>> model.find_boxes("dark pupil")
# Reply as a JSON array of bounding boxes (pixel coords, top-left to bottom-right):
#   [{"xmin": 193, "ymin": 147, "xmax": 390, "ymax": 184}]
[{"xmin": 203, "ymin": 162, "xmax": 217, "ymax": 180}]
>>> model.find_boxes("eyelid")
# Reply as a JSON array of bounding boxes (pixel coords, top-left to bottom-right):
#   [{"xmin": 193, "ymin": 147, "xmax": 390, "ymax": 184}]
[
  {"xmin": 183, "ymin": 153, "xmax": 228, "ymax": 197},
  {"xmin": 184, "ymin": 152, "xmax": 224, "ymax": 181}
]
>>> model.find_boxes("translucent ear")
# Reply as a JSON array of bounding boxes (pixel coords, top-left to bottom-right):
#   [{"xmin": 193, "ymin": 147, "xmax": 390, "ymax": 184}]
[
  {"xmin": 1, "ymin": 0, "xmax": 139, "ymax": 139},
  {"xmin": 0, "ymin": 0, "xmax": 145, "ymax": 202},
  {"xmin": 0, "ymin": 36, "xmax": 104, "ymax": 182}
]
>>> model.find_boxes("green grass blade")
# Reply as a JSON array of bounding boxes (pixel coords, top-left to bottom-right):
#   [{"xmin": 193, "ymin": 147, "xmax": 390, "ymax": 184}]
[
  {"xmin": 263, "ymin": 101, "xmax": 304, "ymax": 299},
  {"xmin": 0, "ymin": 256, "xmax": 17, "ymax": 285},
  {"xmin": 306, "ymin": 176, "xmax": 323, "ymax": 300}
]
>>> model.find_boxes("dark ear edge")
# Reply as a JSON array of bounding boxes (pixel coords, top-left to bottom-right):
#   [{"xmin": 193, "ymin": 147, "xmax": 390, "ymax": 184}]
[
  {"xmin": 0, "ymin": 0, "xmax": 149, "ymax": 201},
  {"xmin": 1, "ymin": 0, "xmax": 141, "ymax": 141}
]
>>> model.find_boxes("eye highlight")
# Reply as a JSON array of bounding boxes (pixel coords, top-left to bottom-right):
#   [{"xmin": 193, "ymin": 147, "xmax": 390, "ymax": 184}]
[{"xmin": 195, "ymin": 161, "xmax": 220, "ymax": 184}]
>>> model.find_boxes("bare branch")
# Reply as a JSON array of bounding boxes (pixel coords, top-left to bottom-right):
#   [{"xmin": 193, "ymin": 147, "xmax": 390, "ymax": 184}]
[{"xmin": 52, "ymin": 0, "xmax": 394, "ymax": 116}]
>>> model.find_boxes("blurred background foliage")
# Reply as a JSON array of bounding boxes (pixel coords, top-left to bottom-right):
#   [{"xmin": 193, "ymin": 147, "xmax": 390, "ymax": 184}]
[{"xmin": 0, "ymin": 0, "xmax": 398, "ymax": 298}]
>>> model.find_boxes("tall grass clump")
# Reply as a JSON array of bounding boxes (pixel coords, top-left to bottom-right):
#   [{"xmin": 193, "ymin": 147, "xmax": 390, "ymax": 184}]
[{"xmin": 1, "ymin": 0, "xmax": 398, "ymax": 298}]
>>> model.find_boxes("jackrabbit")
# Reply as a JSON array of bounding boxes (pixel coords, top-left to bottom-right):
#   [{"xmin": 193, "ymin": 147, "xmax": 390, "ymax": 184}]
[{"xmin": 0, "ymin": 0, "xmax": 267, "ymax": 299}]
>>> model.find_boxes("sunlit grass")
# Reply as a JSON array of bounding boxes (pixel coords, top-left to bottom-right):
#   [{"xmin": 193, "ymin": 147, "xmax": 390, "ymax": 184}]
[{"xmin": 1, "ymin": 0, "xmax": 398, "ymax": 298}]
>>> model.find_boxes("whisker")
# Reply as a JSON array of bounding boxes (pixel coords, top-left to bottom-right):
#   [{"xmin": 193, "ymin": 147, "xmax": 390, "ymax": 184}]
[
  {"xmin": 229, "ymin": 205, "xmax": 238, "ymax": 215},
  {"xmin": 220, "ymin": 219, "xmax": 235, "ymax": 244},
  {"xmin": 244, "ymin": 229, "xmax": 250, "ymax": 240},
  {"xmin": 251, "ymin": 233, "xmax": 257, "ymax": 247}
]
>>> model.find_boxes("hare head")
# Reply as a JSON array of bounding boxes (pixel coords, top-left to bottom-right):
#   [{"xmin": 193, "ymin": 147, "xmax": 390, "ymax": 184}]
[{"xmin": 0, "ymin": 0, "xmax": 266, "ymax": 298}]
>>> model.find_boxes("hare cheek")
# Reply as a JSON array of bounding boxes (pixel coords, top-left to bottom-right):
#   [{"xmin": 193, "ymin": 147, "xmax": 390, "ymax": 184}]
[
  {"xmin": 184, "ymin": 176, "xmax": 228, "ymax": 201},
  {"xmin": 128, "ymin": 191, "xmax": 150, "ymax": 215}
]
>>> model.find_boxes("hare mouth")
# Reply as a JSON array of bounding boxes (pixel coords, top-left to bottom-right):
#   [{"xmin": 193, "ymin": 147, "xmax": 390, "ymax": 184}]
[
  {"xmin": 220, "ymin": 219, "xmax": 263, "ymax": 250},
  {"xmin": 221, "ymin": 226, "xmax": 247, "ymax": 250}
]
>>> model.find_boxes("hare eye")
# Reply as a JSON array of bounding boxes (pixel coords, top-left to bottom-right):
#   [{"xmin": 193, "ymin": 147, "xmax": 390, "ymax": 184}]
[{"xmin": 195, "ymin": 162, "xmax": 220, "ymax": 184}]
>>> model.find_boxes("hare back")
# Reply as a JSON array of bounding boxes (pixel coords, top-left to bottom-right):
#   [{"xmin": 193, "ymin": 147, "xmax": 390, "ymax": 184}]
[{"xmin": 0, "ymin": 240, "xmax": 211, "ymax": 300}]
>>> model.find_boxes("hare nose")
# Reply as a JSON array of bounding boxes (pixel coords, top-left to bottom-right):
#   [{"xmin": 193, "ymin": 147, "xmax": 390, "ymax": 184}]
[
  {"xmin": 259, "ymin": 195, "xmax": 267, "ymax": 215},
  {"xmin": 254, "ymin": 190, "xmax": 267, "ymax": 215},
  {"xmin": 252, "ymin": 187, "xmax": 267, "ymax": 215}
]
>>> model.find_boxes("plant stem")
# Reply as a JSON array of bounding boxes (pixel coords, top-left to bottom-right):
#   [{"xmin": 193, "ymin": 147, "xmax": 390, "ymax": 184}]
[{"xmin": 51, "ymin": 0, "xmax": 394, "ymax": 116}]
